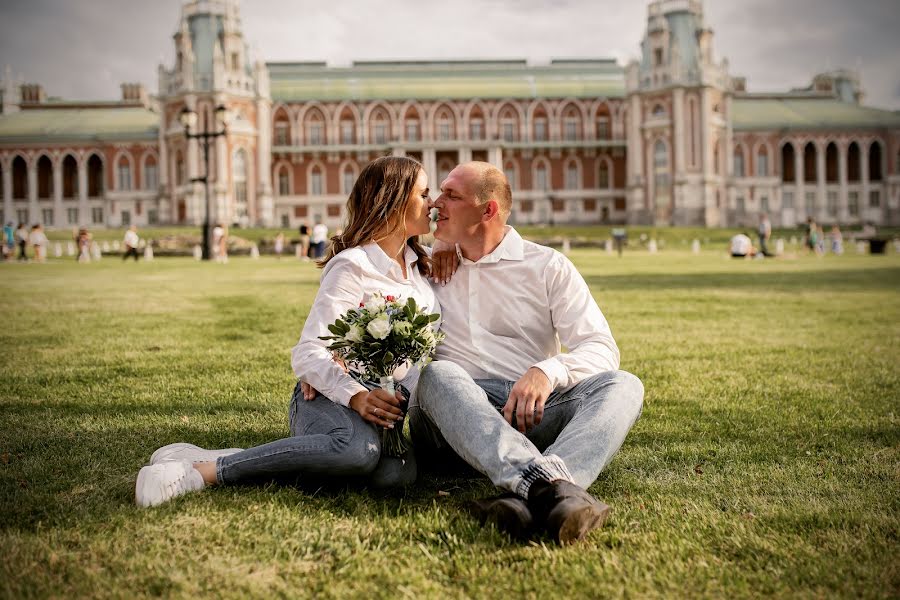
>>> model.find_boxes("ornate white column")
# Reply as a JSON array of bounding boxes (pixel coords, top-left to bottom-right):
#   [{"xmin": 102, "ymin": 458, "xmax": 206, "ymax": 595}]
[
  {"xmin": 78, "ymin": 156, "xmax": 88, "ymax": 226},
  {"xmin": 794, "ymin": 142, "xmax": 804, "ymax": 220},
  {"xmin": 488, "ymin": 147, "xmax": 503, "ymax": 168},
  {"xmin": 53, "ymin": 157, "xmax": 63, "ymax": 228},
  {"xmin": 422, "ymin": 149, "xmax": 437, "ymax": 186},
  {"xmin": 27, "ymin": 159, "xmax": 38, "ymax": 224},
  {"xmin": 838, "ymin": 143, "xmax": 848, "ymax": 222},
  {"xmin": 860, "ymin": 144, "xmax": 870, "ymax": 219},
  {"xmin": 816, "ymin": 141, "xmax": 826, "ymax": 221},
  {"xmin": 458, "ymin": 147, "xmax": 472, "ymax": 164},
  {"xmin": 700, "ymin": 89, "xmax": 712, "ymax": 175},
  {"xmin": 672, "ymin": 88, "xmax": 685, "ymax": 174},
  {"xmin": 2, "ymin": 158, "xmax": 12, "ymax": 223},
  {"xmin": 629, "ymin": 95, "xmax": 643, "ymax": 182}
]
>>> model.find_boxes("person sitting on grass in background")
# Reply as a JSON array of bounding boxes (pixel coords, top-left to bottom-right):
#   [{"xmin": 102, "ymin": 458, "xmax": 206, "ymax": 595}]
[
  {"xmin": 29, "ymin": 224, "xmax": 48, "ymax": 263},
  {"xmin": 730, "ymin": 231, "xmax": 755, "ymax": 258},
  {"xmin": 135, "ymin": 156, "xmax": 439, "ymax": 507}
]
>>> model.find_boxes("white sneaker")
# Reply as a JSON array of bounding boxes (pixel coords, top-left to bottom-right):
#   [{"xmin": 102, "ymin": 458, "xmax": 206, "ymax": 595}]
[
  {"xmin": 149, "ymin": 443, "xmax": 243, "ymax": 465},
  {"xmin": 135, "ymin": 460, "xmax": 205, "ymax": 507}
]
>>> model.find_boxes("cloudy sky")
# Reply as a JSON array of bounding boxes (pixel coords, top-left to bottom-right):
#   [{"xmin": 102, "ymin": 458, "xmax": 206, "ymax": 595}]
[{"xmin": 1, "ymin": 0, "xmax": 898, "ymax": 109}]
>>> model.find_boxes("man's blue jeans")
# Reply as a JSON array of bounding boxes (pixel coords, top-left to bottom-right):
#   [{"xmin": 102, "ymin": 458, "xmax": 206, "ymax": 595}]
[
  {"xmin": 216, "ymin": 382, "xmax": 415, "ymax": 488},
  {"xmin": 410, "ymin": 361, "xmax": 644, "ymax": 498}
]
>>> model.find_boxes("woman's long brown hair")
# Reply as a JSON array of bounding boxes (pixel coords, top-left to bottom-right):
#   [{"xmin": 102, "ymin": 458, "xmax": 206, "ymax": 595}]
[{"xmin": 318, "ymin": 156, "xmax": 431, "ymax": 276}]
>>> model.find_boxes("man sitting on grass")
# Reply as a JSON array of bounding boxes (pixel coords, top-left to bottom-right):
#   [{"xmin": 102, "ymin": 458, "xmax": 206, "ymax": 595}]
[{"xmin": 413, "ymin": 162, "xmax": 644, "ymax": 544}]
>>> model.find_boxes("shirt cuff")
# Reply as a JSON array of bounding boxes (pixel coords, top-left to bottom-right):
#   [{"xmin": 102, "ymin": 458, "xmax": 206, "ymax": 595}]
[
  {"xmin": 332, "ymin": 381, "xmax": 368, "ymax": 407},
  {"xmin": 532, "ymin": 358, "xmax": 568, "ymax": 391}
]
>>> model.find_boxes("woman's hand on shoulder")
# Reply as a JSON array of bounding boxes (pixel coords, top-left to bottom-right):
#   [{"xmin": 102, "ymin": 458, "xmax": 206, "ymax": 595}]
[
  {"xmin": 349, "ymin": 389, "xmax": 405, "ymax": 429},
  {"xmin": 431, "ymin": 250, "xmax": 459, "ymax": 286}
]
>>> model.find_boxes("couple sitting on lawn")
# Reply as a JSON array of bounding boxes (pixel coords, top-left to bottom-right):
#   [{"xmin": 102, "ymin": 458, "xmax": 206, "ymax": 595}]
[{"xmin": 136, "ymin": 157, "xmax": 644, "ymax": 544}]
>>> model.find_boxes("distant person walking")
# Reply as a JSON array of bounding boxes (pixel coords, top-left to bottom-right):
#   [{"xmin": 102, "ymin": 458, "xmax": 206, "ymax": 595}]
[
  {"xmin": 830, "ymin": 225, "xmax": 844, "ymax": 255},
  {"xmin": 804, "ymin": 217, "xmax": 817, "ymax": 253},
  {"xmin": 29, "ymin": 224, "xmax": 48, "ymax": 262},
  {"xmin": 273, "ymin": 232, "xmax": 285, "ymax": 259},
  {"xmin": 758, "ymin": 213, "xmax": 772, "ymax": 257},
  {"xmin": 15, "ymin": 223, "xmax": 29, "ymax": 261},
  {"xmin": 77, "ymin": 228, "xmax": 92, "ymax": 263},
  {"xmin": 311, "ymin": 221, "xmax": 328, "ymax": 259},
  {"xmin": 123, "ymin": 225, "xmax": 141, "ymax": 261},
  {"xmin": 3, "ymin": 222, "xmax": 14, "ymax": 260},
  {"xmin": 298, "ymin": 223, "xmax": 311, "ymax": 260},
  {"xmin": 212, "ymin": 223, "xmax": 228, "ymax": 264}
]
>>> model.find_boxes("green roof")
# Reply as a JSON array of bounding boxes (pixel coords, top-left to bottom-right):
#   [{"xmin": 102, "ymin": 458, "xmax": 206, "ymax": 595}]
[
  {"xmin": 268, "ymin": 60, "xmax": 626, "ymax": 102},
  {"xmin": 733, "ymin": 96, "xmax": 900, "ymax": 131},
  {"xmin": 0, "ymin": 107, "xmax": 159, "ymax": 144}
]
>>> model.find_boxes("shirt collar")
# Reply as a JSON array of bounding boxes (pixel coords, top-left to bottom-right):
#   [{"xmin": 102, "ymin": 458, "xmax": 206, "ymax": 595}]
[
  {"xmin": 458, "ymin": 226, "xmax": 524, "ymax": 265},
  {"xmin": 362, "ymin": 242, "xmax": 419, "ymax": 278}
]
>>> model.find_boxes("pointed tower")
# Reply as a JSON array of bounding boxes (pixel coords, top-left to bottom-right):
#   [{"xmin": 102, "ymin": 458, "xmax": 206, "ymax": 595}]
[
  {"xmin": 158, "ymin": 0, "xmax": 273, "ymax": 227},
  {"xmin": 625, "ymin": 0, "xmax": 734, "ymax": 226}
]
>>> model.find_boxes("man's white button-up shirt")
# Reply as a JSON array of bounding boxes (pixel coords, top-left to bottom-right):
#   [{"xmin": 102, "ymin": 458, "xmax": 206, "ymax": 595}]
[
  {"xmin": 434, "ymin": 227, "xmax": 619, "ymax": 390},
  {"xmin": 291, "ymin": 243, "xmax": 440, "ymax": 407}
]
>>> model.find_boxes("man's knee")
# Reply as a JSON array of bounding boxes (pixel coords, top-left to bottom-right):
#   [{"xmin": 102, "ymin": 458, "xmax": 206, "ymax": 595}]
[
  {"xmin": 611, "ymin": 370, "xmax": 644, "ymax": 418},
  {"xmin": 417, "ymin": 360, "xmax": 466, "ymax": 411}
]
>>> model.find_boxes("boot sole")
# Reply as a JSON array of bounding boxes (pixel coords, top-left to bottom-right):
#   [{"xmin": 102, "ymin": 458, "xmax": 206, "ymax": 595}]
[
  {"xmin": 557, "ymin": 502, "xmax": 611, "ymax": 544},
  {"xmin": 467, "ymin": 499, "xmax": 533, "ymax": 540}
]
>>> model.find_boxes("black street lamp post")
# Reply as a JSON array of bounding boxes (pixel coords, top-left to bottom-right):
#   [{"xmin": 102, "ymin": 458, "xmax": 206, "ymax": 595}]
[{"xmin": 179, "ymin": 104, "xmax": 229, "ymax": 260}]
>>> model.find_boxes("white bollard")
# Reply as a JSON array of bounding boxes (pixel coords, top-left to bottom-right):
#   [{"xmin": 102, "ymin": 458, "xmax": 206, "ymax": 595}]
[
  {"xmin": 775, "ymin": 238, "xmax": 785, "ymax": 256},
  {"xmin": 144, "ymin": 245, "xmax": 154, "ymax": 261},
  {"xmin": 101, "ymin": 241, "xmax": 110, "ymax": 252},
  {"xmin": 790, "ymin": 236, "xmax": 798, "ymax": 246},
  {"xmin": 53, "ymin": 242, "xmax": 62, "ymax": 258},
  {"xmin": 648, "ymin": 239, "xmax": 658, "ymax": 254},
  {"xmin": 604, "ymin": 239, "xmax": 613, "ymax": 255},
  {"xmin": 295, "ymin": 244, "xmax": 304, "ymax": 259},
  {"xmin": 112, "ymin": 240, "xmax": 120, "ymax": 251},
  {"xmin": 193, "ymin": 245, "xmax": 203, "ymax": 260},
  {"xmin": 66, "ymin": 241, "xmax": 76, "ymax": 256},
  {"xmin": 91, "ymin": 242, "xmax": 102, "ymax": 261},
  {"xmin": 893, "ymin": 239, "xmax": 900, "ymax": 254},
  {"xmin": 561, "ymin": 238, "xmax": 571, "ymax": 255},
  {"xmin": 856, "ymin": 241, "xmax": 867, "ymax": 254},
  {"xmin": 250, "ymin": 244, "xmax": 260, "ymax": 259},
  {"xmin": 691, "ymin": 239, "xmax": 700, "ymax": 254}
]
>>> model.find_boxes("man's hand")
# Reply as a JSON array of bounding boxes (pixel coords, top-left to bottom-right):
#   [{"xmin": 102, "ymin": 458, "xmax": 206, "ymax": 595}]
[
  {"xmin": 502, "ymin": 367, "xmax": 552, "ymax": 433},
  {"xmin": 431, "ymin": 250, "xmax": 459, "ymax": 286}
]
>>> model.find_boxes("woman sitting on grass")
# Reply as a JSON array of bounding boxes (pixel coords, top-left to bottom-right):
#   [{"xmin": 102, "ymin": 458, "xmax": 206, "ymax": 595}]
[{"xmin": 136, "ymin": 156, "xmax": 438, "ymax": 506}]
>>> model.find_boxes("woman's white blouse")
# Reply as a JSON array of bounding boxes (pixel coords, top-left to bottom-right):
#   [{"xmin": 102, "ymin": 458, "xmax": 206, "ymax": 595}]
[{"xmin": 291, "ymin": 243, "xmax": 440, "ymax": 407}]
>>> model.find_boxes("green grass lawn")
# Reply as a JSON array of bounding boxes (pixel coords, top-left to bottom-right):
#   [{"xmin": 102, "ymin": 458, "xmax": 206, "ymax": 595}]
[{"xmin": 1, "ymin": 250, "xmax": 898, "ymax": 599}]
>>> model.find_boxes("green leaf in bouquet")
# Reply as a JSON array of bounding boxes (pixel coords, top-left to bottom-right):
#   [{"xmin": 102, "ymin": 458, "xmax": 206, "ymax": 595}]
[{"xmin": 427, "ymin": 313, "xmax": 440, "ymax": 323}]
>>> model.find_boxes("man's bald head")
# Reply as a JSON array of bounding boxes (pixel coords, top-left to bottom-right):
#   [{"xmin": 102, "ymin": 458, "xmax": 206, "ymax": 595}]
[{"xmin": 458, "ymin": 161, "xmax": 512, "ymax": 220}]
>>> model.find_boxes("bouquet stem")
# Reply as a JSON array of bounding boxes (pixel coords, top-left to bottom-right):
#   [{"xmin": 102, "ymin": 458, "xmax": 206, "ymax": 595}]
[{"xmin": 378, "ymin": 375, "xmax": 409, "ymax": 457}]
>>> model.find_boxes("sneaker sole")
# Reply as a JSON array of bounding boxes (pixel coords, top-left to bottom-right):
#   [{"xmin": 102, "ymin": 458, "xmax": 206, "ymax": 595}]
[
  {"xmin": 557, "ymin": 502, "xmax": 611, "ymax": 544},
  {"xmin": 135, "ymin": 465, "xmax": 157, "ymax": 507}
]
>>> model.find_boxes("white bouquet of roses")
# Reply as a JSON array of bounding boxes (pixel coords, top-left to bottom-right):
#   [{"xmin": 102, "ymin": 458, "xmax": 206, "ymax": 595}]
[{"xmin": 319, "ymin": 292, "xmax": 443, "ymax": 456}]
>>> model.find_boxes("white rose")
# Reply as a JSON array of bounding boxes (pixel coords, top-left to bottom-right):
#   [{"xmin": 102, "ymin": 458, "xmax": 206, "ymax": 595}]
[
  {"xmin": 345, "ymin": 324, "xmax": 364, "ymax": 343},
  {"xmin": 364, "ymin": 295, "xmax": 386, "ymax": 312},
  {"xmin": 392, "ymin": 320, "xmax": 412, "ymax": 336},
  {"xmin": 366, "ymin": 315, "xmax": 392, "ymax": 340}
]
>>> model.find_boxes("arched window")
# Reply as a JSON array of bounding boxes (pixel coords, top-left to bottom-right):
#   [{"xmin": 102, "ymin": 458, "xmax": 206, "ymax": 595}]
[
  {"xmin": 654, "ymin": 140, "xmax": 670, "ymax": 208},
  {"xmin": 305, "ymin": 109, "xmax": 326, "ymax": 145},
  {"xmin": 273, "ymin": 108, "xmax": 291, "ymax": 146},
  {"xmin": 175, "ymin": 150, "xmax": 185, "ymax": 186},
  {"xmin": 498, "ymin": 105, "xmax": 519, "ymax": 142},
  {"xmin": 233, "ymin": 149, "xmax": 248, "ymax": 222},
  {"xmin": 87, "ymin": 154, "xmax": 104, "ymax": 197},
  {"xmin": 503, "ymin": 161, "xmax": 517, "ymax": 191},
  {"xmin": 652, "ymin": 104, "xmax": 666, "ymax": 117},
  {"xmin": 403, "ymin": 106, "xmax": 421, "ymax": 142},
  {"xmin": 561, "ymin": 104, "xmax": 581, "ymax": 141},
  {"xmin": 733, "ymin": 147, "xmax": 745, "ymax": 177},
  {"xmin": 847, "ymin": 142, "xmax": 861, "ymax": 182},
  {"xmin": 534, "ymin": 161, "xmax": 548, "ymax": 190},
  {"xmin": 468, "ymin": 104, "xmax": 485, "ymax": 141},
  {"xmin": 277, "ymin": 165, "xmax": 290, "ymax": 196},
  {"xmin": 565, "ymin": 161, "xmax": 580, "ymax": 190},
  {"xmin": 309, "ymin": 164, "xmax": 324, "ymax": 195},
  {"xmin": 62, "ymin": 155, "xmax": 78, "ymax": 199},
  {"xmin": 869, "ymin": 141, "xmax": 883, "ymax": 181},
  {"xmin": 434, "ymin": 106, "xmax": 455, "ymax": 141},
  {"xmin": 803, "ymin": 142, "xmax": 816, "ymax": 183},
  {"xmin": 12, "ymin": 156, "xmax": 27, "ymax": 200},
  {"xmin": 341, "ymin": 164, "xmax": 356, "ymax": 195},
  {"xmin": 143, "ymin": 155, "xmax": 158, "ymax": 191},
  {"xmin": 532, "ymin": 104, "xmax": 549, "ymax": 141},
  {"xmin": 598, "ymin": 160, "xmax": 611, "ymax": 189},
  {"xmin": 117, "ymin": 155, "xmax": 132, "ymax": 191},
  {"xmin": 37, "ymin": 155, "xmax": 53, "ymax": 199},
  {"xmin": 757, "ymin": 145, "xmax": 769, "ymax": 177},
  {"xmin": 370, "ymin": 108, "xmax": 390, "ymax": 144},
  {"xmin": 825, "ymin": 142, "xmax": 838, "ymax": 183},
  {"xmin": 781, "ymin": 143, "xmax": 795, "ymax": 182},
  {"xmin": 338, "ymin": 106, "xmax": 356, "ymax": 144}
]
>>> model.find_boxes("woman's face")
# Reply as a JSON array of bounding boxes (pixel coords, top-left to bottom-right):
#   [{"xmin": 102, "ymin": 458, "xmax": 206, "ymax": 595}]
[{"xmin": 403, "ymin": 169, "xmax": 432, "ymax": 237}]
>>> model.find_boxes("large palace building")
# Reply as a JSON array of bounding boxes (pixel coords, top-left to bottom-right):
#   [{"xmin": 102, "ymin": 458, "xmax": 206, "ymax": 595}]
[{"xmin": 1, "ymin": 0, "xmax": 899, "ymax": 230}]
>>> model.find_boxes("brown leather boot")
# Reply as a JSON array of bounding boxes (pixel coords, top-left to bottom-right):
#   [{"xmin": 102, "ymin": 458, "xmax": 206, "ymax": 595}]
[
  {"xmin": 466, "ymin": 493, "xmax": 534, "ymax": 540},
  {"xmin": 527, "ymin": 479, "xmax": 611, "ymax": 544}
]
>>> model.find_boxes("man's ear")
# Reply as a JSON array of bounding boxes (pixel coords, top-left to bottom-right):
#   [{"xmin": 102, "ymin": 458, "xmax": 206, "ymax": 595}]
[{"xmin": 481, "ymin": 199, "xmax": 500, "ymax": 221}]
